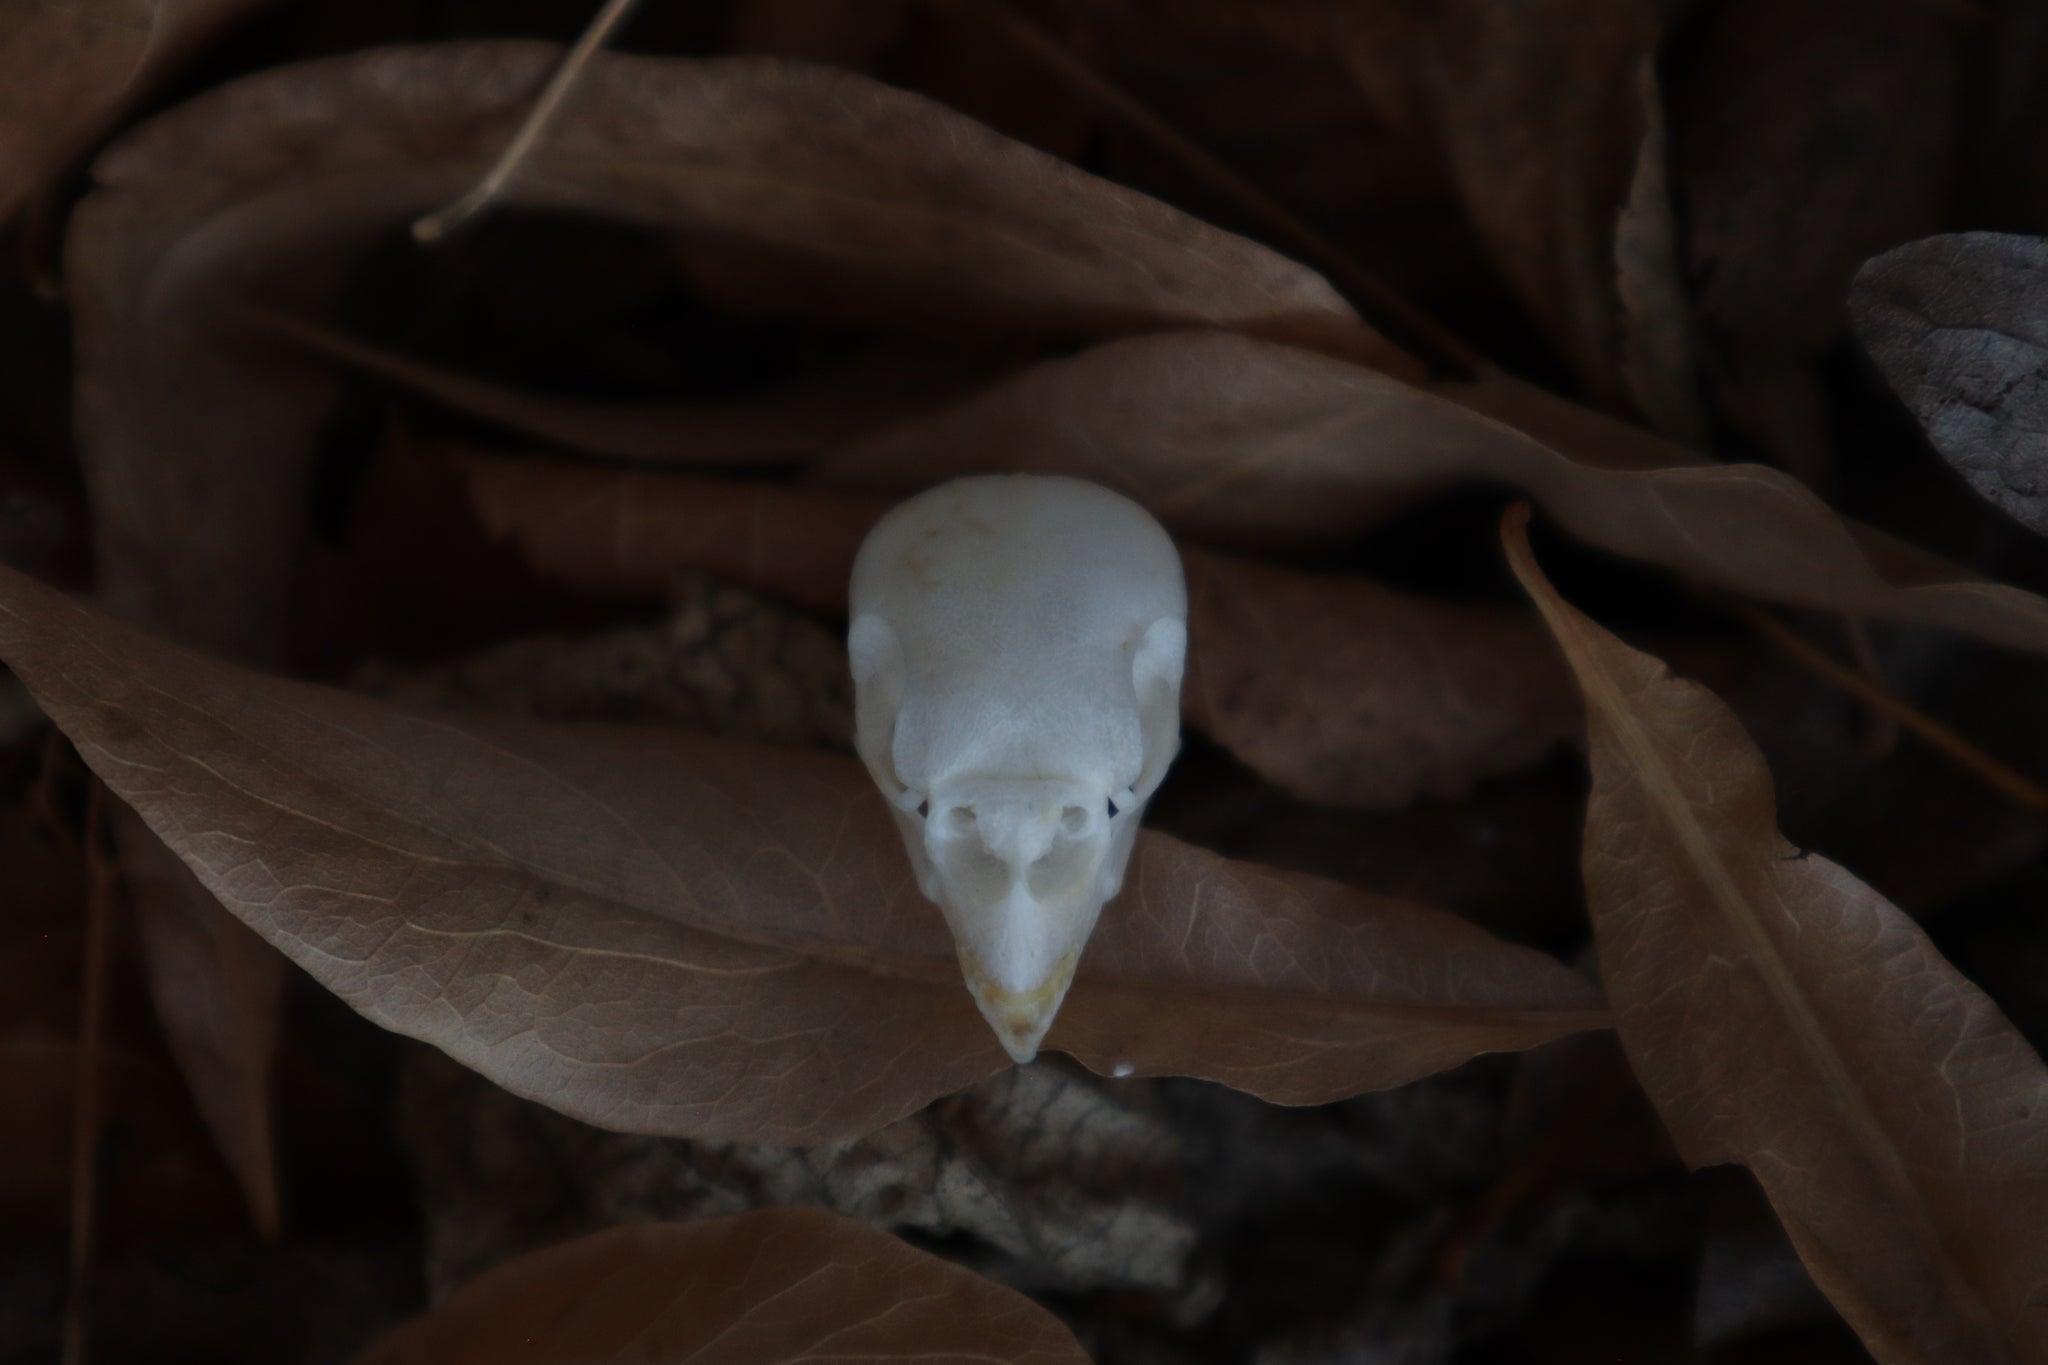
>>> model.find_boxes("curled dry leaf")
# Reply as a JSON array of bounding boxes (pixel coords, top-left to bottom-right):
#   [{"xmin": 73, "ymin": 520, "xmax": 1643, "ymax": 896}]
[
  {"xmin": 68, "ymin": 39, "xmax": 1366, "ymax": 658},
  {"xmin": 462, "ymin": 449, "xmax": 1578, "ymax": 810},
  {"xmin": 0, "ymin": 0, "xmax": 266, "ymax": 222},
  {"xmin": 1503, "ymin": 508, "xmax": 2048, "ymax": 1365},
  {"xmin": 1850, "ymin": 233, "xmax": 2048, "ymax": 539},
  {"xmin": 817, "ymin": 330, "xmax": 2048, "ymax": 651},
  {"xmin": 350, "ymin": 1208, "xmax": 1089, "ymax": 1365},
  {"xmin": 0, "ymin": 562, "xmax": 1606, "ymax": 1144}
]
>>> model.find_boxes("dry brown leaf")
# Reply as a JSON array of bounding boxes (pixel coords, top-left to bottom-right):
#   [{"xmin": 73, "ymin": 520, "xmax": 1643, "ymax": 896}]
[
  {"xmin": 1503, "ymin": 507, "xmax": 2048, "ymax": 1365},
  {"xmin": 0, "ymin": 562, "xmax": 1606, "ymax": 1144},
  {"xmin": 816, "ymin": 330, "xmax": 2048, "ymax": 651},
  {"xmin": 464, "ymin": 455, "xmax": 879, "ymax": 616},
  {"xmin": 463, "ymin": 450, "xmax": 1579, "ymax": 810},
  {"xmin": 349, "ymin": 1208, "xmax": 1089, "ymax": 1365},
  {"xmin": 1181, "ymin": 550, "xmax": 1580, "ymax": 810},
  {"xmin": 68, "ymin": 39, "xmax": 1369, "ymax": 658},
  {"xmin": 1850, "ymin": 233, "xmax": 2048, "ymax": 539},
  {"xmin": 810, "ymin": 330, "xmax": 1461, "ymax": 547},
  {"xmin": 0, "ymin": 0, "xmax": 265, "ymax": 223},
  {"xmin": 1669, "ymin": 0, "xmax": 1964, "ymax": 480}
]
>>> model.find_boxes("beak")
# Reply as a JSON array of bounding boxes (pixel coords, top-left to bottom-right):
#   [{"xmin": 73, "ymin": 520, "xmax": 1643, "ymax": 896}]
[{"xmin": 959, "ymin": 947, "xmax": 1079, "ymax": 1063}]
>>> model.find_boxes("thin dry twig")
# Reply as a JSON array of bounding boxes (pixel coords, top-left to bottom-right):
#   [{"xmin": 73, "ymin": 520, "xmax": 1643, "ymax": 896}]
[
  {"xmin": 1734, "ymin": 602, "xmax": 2048, "ymax": 819},
  {"xmin": 412, "ymin": 0, "xmax": 646, "ymax": 242},
  {"xmin": 937, "ymin": 0, "xmax": 1486, "ymax": 377},
  {"xmin": 62, "ymin": 782, "xmax": 115, "ymax": 1365}
]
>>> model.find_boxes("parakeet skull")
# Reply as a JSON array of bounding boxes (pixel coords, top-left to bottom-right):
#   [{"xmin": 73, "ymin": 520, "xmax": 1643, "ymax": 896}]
[{"xmin": 848, "ymin": 475, "xmax": 1187, "ymax": 1062}]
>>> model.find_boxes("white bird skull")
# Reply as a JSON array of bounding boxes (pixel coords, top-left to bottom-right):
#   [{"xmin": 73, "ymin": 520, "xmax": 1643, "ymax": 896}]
[{"xmin": 848, "ymin": 475, "xmax": 1187, "ymax": 1063}]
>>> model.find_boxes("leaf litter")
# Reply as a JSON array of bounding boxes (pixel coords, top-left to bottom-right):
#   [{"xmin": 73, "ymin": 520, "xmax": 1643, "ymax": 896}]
[
  {"xmin": 1505, "ymin": 504, "xmax": 2048, "ymax": 1364},
  {"xmin": 5, "ymin": 3, "xmax": 2048, "ymax": 1360}
]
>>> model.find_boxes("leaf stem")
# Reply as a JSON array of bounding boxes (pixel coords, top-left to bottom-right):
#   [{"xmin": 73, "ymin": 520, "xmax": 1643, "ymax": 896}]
[
  {"xmin": 412, "ymin": 0, "xmax": 646, "ymax": 243},
  {"xmin": 1733, "ymin": 601, "xmax": 2048, "ymax": 820},
  {"xmin": 63, "ymin": 783, "xmax": 114, "ymax": 1365}
]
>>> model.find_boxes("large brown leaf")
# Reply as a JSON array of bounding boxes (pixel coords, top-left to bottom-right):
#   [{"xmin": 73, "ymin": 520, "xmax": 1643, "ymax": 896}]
[
  {"xmin": 815, "ymin": 331, "xmax": 2048, "ymax": 651},
  {"xmin": 350, "ymin": 1208, "xmax": 1088, "ymax": 1365},
  {"xmin": 810, "ymin": 330, "xmax": 1467, "ymax": 547},
  {"xmin": 0, "ymin": 562, "xmax": 1605, "ymax": 1144},
  {"xmin": 1503, "ymin": 508, "xmax": 2048, "ymax": 1365},
  {"xmin": 1850, "ymin": 233, "xmax": 2048, "ymax": 540},
  {"xmin": 0, "ymin": 0, "xmax": 266, "ymax": 223},
  {"xmin": 68, "ymin": 39, "xmax": 1367, "ymax": 659},
  {"xmin": 460, "ymin": 450, "xmax": 1579, "ymax": 810}
]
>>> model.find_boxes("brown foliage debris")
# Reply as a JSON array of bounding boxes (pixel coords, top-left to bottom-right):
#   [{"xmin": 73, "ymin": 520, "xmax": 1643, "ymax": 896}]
[{"xmin": 1506, "ymin": 506, "xmax": 2048, "ymax": 1364}]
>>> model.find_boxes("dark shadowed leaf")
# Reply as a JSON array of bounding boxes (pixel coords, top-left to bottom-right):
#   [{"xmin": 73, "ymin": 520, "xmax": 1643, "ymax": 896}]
[
  {"xmin": 0, "ymin": 562, "xmax": 1606, "ymax": 1144},
  {"xmin": 1850, "ymin": 233, "xmax": 2048, "ymax": 539},
  {"xmin": 463, "ymin": 450, "xmax": 1580, "ymax": 810},
  {"xmin": 0, "ymin": 810, "xmax": 245, "ymax": 1248},
  {"xmin": 120, "ymin": 815, "xmax": 284, "ymax": 1237},
  {"xmin": 0, "ymin": 0, "xmax": 266, "ymax": 222},
  {"xmin": 1333, "ymin": 0, "xmax": 1674, "ymax": 410},
  {"xmin": 1503, "ymin": 507, "xmax": 2048, "ymax": 1365},
  {"xmin": 1668, "ymin": 0, "xmax": 1964, "ymax": 480},
  {"xmin": 68, "ymin": 39, "xmax": 1370, "ymax": 658},
  {"xmin": 255, "ymin": 312, "xmax": 1001, "ymax": 468},
  {"xmin": 349, "ymin": 1208, "xmax": 1089, "ymax": 1365}
]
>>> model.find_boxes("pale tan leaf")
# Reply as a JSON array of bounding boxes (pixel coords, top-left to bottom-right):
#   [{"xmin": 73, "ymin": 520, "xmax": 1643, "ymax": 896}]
[
  {"xmin": 0, "ymin": 562, "xmax": 1606, "ymax": 1144},
  {"xmin": 1503, "ymin": 507, "xmax": 2048, "ymax": 1365},
  {"xmin": 350, "ymin": 1208, "xmax": 1089, "ymax": 1365}
]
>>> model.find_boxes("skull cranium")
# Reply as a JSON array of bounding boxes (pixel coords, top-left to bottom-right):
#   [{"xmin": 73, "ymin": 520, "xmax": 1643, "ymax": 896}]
[{"xmin": 848, "ymin": 475, "xmax": 1187, "ymax": 1061}]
